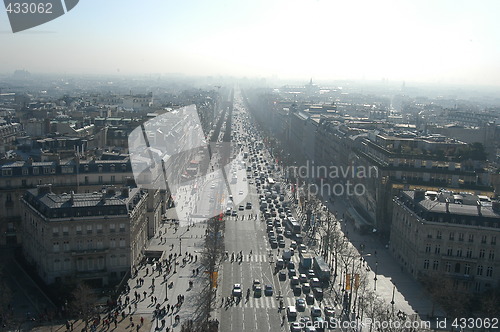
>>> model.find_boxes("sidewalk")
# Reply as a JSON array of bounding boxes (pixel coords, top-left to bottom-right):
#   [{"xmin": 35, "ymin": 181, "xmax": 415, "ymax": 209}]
[{"xmin": 31, "ymin": 314, "xmax": 153, "ymax": 332}]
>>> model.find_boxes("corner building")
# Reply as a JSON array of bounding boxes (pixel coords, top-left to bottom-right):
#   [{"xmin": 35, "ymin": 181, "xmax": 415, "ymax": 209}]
[
  {"xmin": 391, "ymin": 190, "xmax": 500, "ymax": 293},
  {"xmin": 21, "ymin": 185, "xmax": 148, "ymax": 287}
]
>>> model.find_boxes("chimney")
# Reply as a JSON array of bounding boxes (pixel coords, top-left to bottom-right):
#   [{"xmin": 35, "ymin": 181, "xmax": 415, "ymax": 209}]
[
  {"xmin": 121, "ymin": 187, "xmax": 129, "ymax": 198},
  {"xmin": 70, "ymin": 190, "xmax": 75, "ymax": 205},
  {"xmin": 477, "ymin": 201, "xmax": 482, "ymax": 216},
  {"xmin": 37, "ymin": 184, "xmax": 52, "ymax": 196},
  {"xmin": 445, "ymin": 198, "xmax": 450, "ymax": 213}
]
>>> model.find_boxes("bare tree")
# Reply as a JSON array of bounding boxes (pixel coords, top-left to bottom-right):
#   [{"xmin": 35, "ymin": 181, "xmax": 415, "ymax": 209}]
[{"xmin": 68, "ymin": 282, "xmax": 98, "ymax": 331}]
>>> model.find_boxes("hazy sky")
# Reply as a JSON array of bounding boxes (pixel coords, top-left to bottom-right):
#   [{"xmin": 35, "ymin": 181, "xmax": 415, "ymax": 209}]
[{"xmin": 1, "ymin": 0, "xmax": 500, "ymax": 86}]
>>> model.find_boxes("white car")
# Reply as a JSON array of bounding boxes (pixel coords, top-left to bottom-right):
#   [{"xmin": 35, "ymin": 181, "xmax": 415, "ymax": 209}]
[{"xmin": 232, "ymin": 284, "xmax": 242, "ymax": 297}]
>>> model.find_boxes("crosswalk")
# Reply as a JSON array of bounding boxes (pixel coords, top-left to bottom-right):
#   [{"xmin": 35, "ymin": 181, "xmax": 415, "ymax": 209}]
[
  {"xmin": 225, "ymin": 253, "xmax": 302, "ymax": 264},
  {"xmin": 225, "ymin": 295, "xmax": 336, "ymax": 309}
]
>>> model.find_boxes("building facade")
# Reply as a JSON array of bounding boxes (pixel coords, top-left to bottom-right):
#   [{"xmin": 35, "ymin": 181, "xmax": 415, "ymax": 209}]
[
  {"xmin": 21, "ymin": 185, "xmax": 148, "ymax": 286},
  {"xmin": 390, "ymin": 190, "xmax": 500, "ymax": 293}
]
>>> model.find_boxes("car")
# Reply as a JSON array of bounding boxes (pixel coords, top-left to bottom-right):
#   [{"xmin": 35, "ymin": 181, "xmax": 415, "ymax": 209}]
[
  {"xmin": 288, "ymin": 269, "xmax": 296, "ymax": 277},
  {"xmin": 278, "ymin": 271, "xmax": 287, "ymax": 280},
  {"xmin": 278, "ymin": 240, "xmax": 286, "ymax": 248},
  {"xmin": 268, "ymin": 230, "xmax": 275, "ymax": 237},
  {"xmin": 313, "ymin": 317, "xmax": 326, "ymax": 332},
  {"xmin": 290, "ymin": 322, "xmax": 302, "ymax": 332},
  {"xmin": 302, "ymin": 283, "xmax": 311, "ymax": 293},
  {"xmin": 305, "ymin": 327, "xmax": 317, "ymax": 332},
  {"xmin": 254, "ymin": 285, "xmax": 262, "ymax": 297},
  {"xmin": 231, "ymin": 210, "xmax": 237, "ymax": 216},
  {"xmin": 288, "ymin": 261, "xmax": 295, "ymax": 270},
  {"xmin": 290, "ymin": 276, "xmax": 299, "ymax": 285},
  {"xmin": 276, "ymin": 258, "xmax": 284, "ymax": 269},
  {"xmin": 225, "ymin": 208, "xmax": 232, "ymax": 216},
  {"xmin": 285, "ymin": 230, "xmax": 292, "ymax": 238},
  {"xmin": 232, "ymin": 284, "xmax": 242, "ymax": 297},
  {"xmin": 295, "ymin": 234, "xmax": 303, "ymax": 243},
  {"xmin": 299, "ymin": 274, "xmax": 308, "ymax": 283},
  {"xmin": 270, "ymin": 241, "xmax": 278, "ymax": 249},
  {"xmin": 264, "ymin": 284, "xmax": 273, "ymax": 296},
  {"xmin": 311, "ymin": 306, "xmax": 322, "ymax": 317},
  {"xmin": 287, "ymin": 306, "xmax": 297, "ymax": 319},
  {"xmin": 253, "ymin": 279, "xmax": 261, "ymax": 290},
  {"xmin": 295, "ymin": 298, "xmax": 306, "ymax": 311},
  {"xmin": 246, "ymin": 202, "xmax": 252, "ymax": 209},
  {"xmin": 323, "ymin": 306, "xmax": 335, "ymax": 318},
  {"xmin": 313, "ymin": 288, "xmax": 323, "ymax": 300},
  {"xmin": 299, "ymin": 316, "xmax": 311, "ymax": 326},
  {"xmin": 307, "ymin": 270, "xmax": 316, "ymax": 279},
  {"xmin": 292, "ymin": 284, "xmax": 302, "ymax": 296},
  {"xmin": 306, "ymin": 293, "xmax": 315, "ymax": 305},
  {"xmin": 239, "ymin": 205, "xmax": 244, "ymax": 211},
  {"xmin": 298, "ymin": 244, "xmax": 307, "ymax": 252}
]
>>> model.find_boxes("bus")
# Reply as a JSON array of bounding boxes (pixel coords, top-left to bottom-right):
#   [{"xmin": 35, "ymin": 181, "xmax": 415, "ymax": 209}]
[
  {"xmin": 285, "ymin": 217, "xmax": 301, "ymax": 235},
  {"xmin": 313, "ymin": 256, "xmax": 330, "ymax": 282}
]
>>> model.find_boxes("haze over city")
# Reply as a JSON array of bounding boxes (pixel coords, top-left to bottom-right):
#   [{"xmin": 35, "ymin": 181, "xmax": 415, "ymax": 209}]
[{"xmin": 2, "ymin": 0, "xmax": 500, "ymax": 87}]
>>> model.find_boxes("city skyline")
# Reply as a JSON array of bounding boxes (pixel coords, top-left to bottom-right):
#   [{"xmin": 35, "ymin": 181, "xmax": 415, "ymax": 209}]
[{"xmin": 1, "ymin": 0, "xmax": 500, "ymax": 87}]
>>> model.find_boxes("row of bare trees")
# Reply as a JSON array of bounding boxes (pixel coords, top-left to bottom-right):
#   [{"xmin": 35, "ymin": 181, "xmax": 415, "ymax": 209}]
[{"xmin": 181, "ymin": 215, "xmax": 225, "ymax": 332}]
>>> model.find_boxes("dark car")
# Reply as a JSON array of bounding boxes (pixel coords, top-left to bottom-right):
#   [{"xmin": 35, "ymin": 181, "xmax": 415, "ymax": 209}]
[
  {"xmin": 292, "ymin": 285, "xmax": 302, "ymax": 296},
  {"xmin": 264, "ymin": 284, "xmax": 273, "ymax": 296},
  {"xmin": 313, "ymin": 288, "xmax": 323, "ymax": 300},
  {"xmin": 306, "ymin": 293, "xmax": 315, "ymax": 305},
  {"xmin": 278, "ymin": 271, "xmax": 287, "ymax": 281}
]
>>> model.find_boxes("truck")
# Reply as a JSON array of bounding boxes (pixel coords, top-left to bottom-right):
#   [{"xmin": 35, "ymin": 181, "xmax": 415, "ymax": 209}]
[
  {"xmin": 299, "ymin": 252, "xmax": 314, "ymax": 270},
  {"xmin": 313, "ymin": 256, "xmax": 331, "ymax": 282}
]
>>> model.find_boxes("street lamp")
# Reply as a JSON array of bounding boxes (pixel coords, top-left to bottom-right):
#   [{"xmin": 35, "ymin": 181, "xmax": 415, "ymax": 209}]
[
  {"xmin": 374, "ymin": 261, "xmax": 378, "ymax": 291},
  {"xmin": 179, "ymin": 238, "xmax": 182, "ymax": 256},
  {"xmin": 390, "ymin": 282, "xmax": 396, "ymax": 316}
]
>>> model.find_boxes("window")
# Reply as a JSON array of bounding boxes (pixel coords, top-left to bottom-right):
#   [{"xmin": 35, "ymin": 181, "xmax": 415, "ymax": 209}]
[
  {"xmin": 53, "ymin": 242, "xmax": 60, "ymax": 252},
  {"xmin": 111, "ymin": 175, "xmax": 115, "ymax": 184},
  {"xmin": 445, "ymin": 262, "xmax": 451, "ymax": 272},
  {"xmin": 98, "ymin": 165, "xmax": 103, "ymax": 173},
  {"xmin": 77, "ymin": 258, "xmax": 84, "ymax": 271},
  {"xmin": 479, "ymin": 249, "xmax": 485, "ymax": 259},
  {"xmin": 464, "ymin": 264, "xmax": 470, "ymax": 275},
  {"xmin": 33, "ymin": 167, "xmax": 39, "ymax": 175},
  {"xmin": 423, "ymin": 260, "xmax": 429, "ymax": 269},
  {"xmin": 63, "ymin": 241, "xmax": 70, "ymax": 251},
  {"xmin": 435, "ymin": 245, "xmax": 441, "ymax": 254},
  {"xmin": 86, "ymin": 225, "xmax": 92, "ymax": 234},
  {"xmin": 432, "ymin": 260, "xmax": 439, "ymax": 270},
  {"xmin": 2, "ymin": 168, "xmax": 12, "ymax": 176},
  {"xmin": 449, "ymin": 232, "xmax": 455, "ymax": 241},
  {"xmin": 76, "ymin": 225, "xmax": 82, "ymax": 234},
  {"xmin": 63, "ymin": 258, "xmax": 71, "ymax": 270},
  {"xmin": 447, "ymin": 247, "xmax": 453, "ymax": 256},
  {"xmin": 486, "ymin": 267, "xmax": 493, "ymax": 277},
  {"xmin": 52, "ymin": 227, "xmax": 59, "ymax": 236},
  {"xmin": 454, "ymin": 263, "xmax": 461, "ymax": 273},
  {"xmin": 492, "ymin": 236, "xmax": 497, "ymax": 245},
  {"xmin": 468, "ymin": 234, "xmax": 474, "ymax": 243},
  {"xmin": 21, "ymin": 179, "xmax": 27, "ymax": 187},
  {"xmin": 87, "ymin": 258, "xmax": 94, "ymax": 271},
  {"xmin": 456, "ymin": 248, "xmax": 462, "ymax": 257},
  {"xmin": 488, "ymin": 250, "xmax": 495, "ymax": 260},
  {"xmin": 427, "ymin": 233, "xmax": 432, "ymax": 239},
  {"xmin": 98, "ymin": 176, "xmax": 103, "ymax": 184},
  {"xmin": 425, "ymin": 244, "xmax": 431, "ymax": 253},
  {"xmin": 97, "ymin": 239, "xmax": 103, "ymax": 249},
  {"xmin": 63, "ymin": 226, "xmax": 69, "ymax": 235},
  {"xmin": 22, "ymin": 168, "xmax": 28, "ymax": 175},
  {"xmin": 481, "ymin": 235, "xmax": 487, "ymax": 244},
  {"xmin": 96, "ymin": 224, "xmax": 103, "ymax": 233},
  {"xmin": 109, "ymin": 223, "xmax": 116, "ymax": 232},
  {"xmin": 466, "ymin": 249, "xmax": 473, "ymax": 258},
  {"xmin": 477, "ymin": 265, "xmax": 483, "ymax": 276},
  {"xmin": 458, "ymin": 233, "xmax": 464, "ymax": 242},
  {"xmin": 110, "ymin": 164, "xmax": 115, "ymax": 172},
  {"xmin": 119, "ymin": 223, "xmax": 125, "ymax": 232},
  {"xmin": 54, "ymin": 259, "xmax": 61, "ymax": 272},
  {"xmin": 110, "ymin": 239, "xmax": 116, "ymax": 248},
  {"xmin": 475, "ymin": 282, "xmax": 481, "ymax": 292},
  {"xmin": 43, "ymin": 167, "xmax": 50, "ymax": 174},
  {"xmin": 87, "ymin": 239, "xmax": 93, "ymax": 249},
  {"xmin": 6, "ymin": 194, "xmax": 12, "ymax": 203},
  {"xmin": 436, "ymin": 230, "xmax": 442, "ymax": 239},
  {"xmin": 98, "ymin": 256, "xmax": 105, "ymax": 270},
  {"xmin": 84, "ymin": 176, "xmax": 89, "ymax": 185},
  {"xmin": 119, "ymin": 238, "xmax": 126, "ymax": 247}
]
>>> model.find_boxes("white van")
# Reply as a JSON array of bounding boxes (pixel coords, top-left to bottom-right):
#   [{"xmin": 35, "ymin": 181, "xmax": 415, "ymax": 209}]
[{"xmin": 287, "ymin": 305, "xmax": 297, "ymax": 318}]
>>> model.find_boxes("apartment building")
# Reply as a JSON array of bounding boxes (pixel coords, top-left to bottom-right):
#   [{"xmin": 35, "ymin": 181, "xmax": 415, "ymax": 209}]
[
  {"xmin": 391, "ymin": 190, "xmax": 500, "ymax": 293},
  {"xmin": 21, "ymin": 185, "xmax": 148, "ymax": 286}
]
